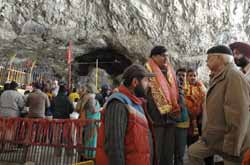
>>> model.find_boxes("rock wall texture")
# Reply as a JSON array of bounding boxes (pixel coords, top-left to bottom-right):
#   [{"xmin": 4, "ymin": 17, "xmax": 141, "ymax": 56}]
[{"xmin": 0, "ymin": 0, "xmax": 250, "ymax": 82}]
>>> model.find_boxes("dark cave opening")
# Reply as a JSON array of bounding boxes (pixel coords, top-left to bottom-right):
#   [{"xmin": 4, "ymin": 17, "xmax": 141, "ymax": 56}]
[{"xmin": 75, "ymin": 48, "xmax": 132, "ymax": 77}]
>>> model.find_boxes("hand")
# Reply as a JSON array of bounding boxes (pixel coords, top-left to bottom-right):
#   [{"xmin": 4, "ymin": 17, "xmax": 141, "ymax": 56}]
[{"xmin": 193, "ymin": 127, "xmax": 199, "ymax": 136}]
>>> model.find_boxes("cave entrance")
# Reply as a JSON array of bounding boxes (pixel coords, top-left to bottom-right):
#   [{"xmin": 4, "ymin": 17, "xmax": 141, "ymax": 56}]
[{"xmin": 75, "ymin": 48, "xmax": 132, "ymax": 87}]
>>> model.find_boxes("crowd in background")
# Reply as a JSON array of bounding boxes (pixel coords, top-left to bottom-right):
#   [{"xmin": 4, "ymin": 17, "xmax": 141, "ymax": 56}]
[{"xmin": 0, "ymin": 80, "xmax": 113, "ymax": 119}]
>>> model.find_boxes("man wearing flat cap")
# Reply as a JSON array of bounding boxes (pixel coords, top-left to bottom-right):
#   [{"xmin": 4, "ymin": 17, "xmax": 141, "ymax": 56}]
[
  {"xmin": 96, "ymin": 64, "xmax": 156, "ymax": 165},
  {"xmin": 188, "ymin": 45, "xmax": 250, "ymax": 165},
  {"xmin": 145, "ymin": 46, "xmax": 181, "ymax": 165},
  {"xmin": 229, "ymin": 42, "xmax": 250, "ymax": 84}
]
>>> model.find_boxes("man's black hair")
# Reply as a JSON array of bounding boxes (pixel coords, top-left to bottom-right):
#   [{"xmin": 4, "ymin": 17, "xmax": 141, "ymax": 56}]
[
  {"xmin": 10, "ymin": 81, "xmax": 18, "ymax": 90},
  {"xmin": 176, "ymin": 68, "xmax": 187, "ymax": 74},
  {"xmin": 72, "ymin": 88, "xmax": 77, "ymax": 93},
  {"xmin": 58, "ymin": 85, "xmax": 66, "ymax": 93},
  {"xmin": 150, "ymin": 46, "xmax": 167, "ymax": 57},
  {"xmin": 122, "ymin": 64, "xmax": 154, "ymax": 87},
  {"xmin": 187, "ymin": 68, "xmax": 197, "ymax": 74}
]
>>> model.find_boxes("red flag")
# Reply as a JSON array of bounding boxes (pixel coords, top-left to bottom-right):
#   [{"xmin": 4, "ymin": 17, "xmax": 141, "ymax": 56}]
[{"xmin": 66, "ymin": 41, "xmax": 72, "ymax": 64}]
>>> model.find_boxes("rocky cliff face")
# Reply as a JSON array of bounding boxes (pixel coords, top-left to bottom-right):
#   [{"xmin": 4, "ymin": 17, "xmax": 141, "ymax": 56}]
[{"xmin": 0, "ymin": 0, "xmax": 250, "ymax": 82}]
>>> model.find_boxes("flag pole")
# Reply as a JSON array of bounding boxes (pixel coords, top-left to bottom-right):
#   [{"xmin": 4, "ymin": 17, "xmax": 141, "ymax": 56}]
[
  {"xmin": 67, "ymin": 41, "xmax": 72, "ymax": 91},
  {"xmin": 68, "ymin": 60, "xmax": 71, "ymax": 91},
  {"xmin": 28, "ymin": 60, "xmax": 36, "ymax": 84},
  {"xmin": 96, "ymin": 59, "xmax": 98, "ymax": 90}
]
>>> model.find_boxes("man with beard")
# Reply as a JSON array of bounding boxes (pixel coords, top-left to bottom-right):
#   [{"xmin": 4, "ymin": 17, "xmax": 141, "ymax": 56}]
[
  {"xmin": 145, "ymin": 46, "xmax": 180, "ymax": 165},
  {"xmin": 96, "ymin": 64, "xmax": 156, "ymax": 165},
  {"xmin": 229, "ymin": 42, "xmax": 250, "ymax": 84},
  {"xmin": 229, "ymin": 42, "xmax": 250, "ymax": 164}
]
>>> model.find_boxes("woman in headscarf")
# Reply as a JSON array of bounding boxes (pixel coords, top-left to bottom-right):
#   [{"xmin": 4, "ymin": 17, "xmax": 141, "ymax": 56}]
[{"xmin": 75, "ymin": 84, "xmax": 101, "ymax": 159}]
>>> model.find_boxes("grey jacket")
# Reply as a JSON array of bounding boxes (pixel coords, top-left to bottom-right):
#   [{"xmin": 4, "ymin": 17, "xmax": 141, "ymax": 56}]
[{"xmin": 0, "ymin": 90, "xmax": 25, "ymax": 117}]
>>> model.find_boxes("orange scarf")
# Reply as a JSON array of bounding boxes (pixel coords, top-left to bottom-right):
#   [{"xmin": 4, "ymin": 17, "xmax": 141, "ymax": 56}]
[
  {"xmin": 184, "ymin": 81, "xmax": 206, "ymax": 117},
  {"xmin": 146, "ymin": 59, "xmax": 180, "ymax": 115}
]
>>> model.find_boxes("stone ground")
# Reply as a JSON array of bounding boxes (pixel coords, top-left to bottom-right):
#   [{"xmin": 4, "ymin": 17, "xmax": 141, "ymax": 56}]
[
  {"xmin": 0, "ymin": 145, "xmax": 79, "ymax": 165},
  {"xmin": 0, "ymin": 162, "xmax": 38, "ymax": 165},
  {"xmin": 0, "ymin": 149, "xmax": 223, "ymax": 165},
  {"xmin": 0, "ymin": 155, "xmax": 189, "ymax": 165}
]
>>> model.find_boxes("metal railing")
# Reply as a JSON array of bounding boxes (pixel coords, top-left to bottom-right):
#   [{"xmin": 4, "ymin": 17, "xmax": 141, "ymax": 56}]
[{"xmin": 0, "ymin": 118, "xmax": 99, "ymax": 165}]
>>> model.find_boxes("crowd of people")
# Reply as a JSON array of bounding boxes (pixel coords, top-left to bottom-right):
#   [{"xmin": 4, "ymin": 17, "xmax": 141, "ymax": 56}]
[
  {"xmin": 0, "ymin": 42, "xmax": 250, "ymax": 165},
  {"xmin": 96, "ymin": 43, "xmax": 250, "ymax": 165},
  {"xmin": 0, "ymin": 80, "xmax": 109, "ymax": 159}
]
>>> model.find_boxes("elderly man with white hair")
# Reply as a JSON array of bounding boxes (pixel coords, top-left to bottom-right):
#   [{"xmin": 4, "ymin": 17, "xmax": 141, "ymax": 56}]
[{"xmin": 188, "ymin": 45, "xmax": 250, "ymax": 165}]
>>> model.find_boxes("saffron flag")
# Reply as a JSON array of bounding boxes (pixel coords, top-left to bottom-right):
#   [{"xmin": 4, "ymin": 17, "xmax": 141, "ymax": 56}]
[{"xmin": 66, "ymin": 41, "xmax": 72, "ymax": 64}]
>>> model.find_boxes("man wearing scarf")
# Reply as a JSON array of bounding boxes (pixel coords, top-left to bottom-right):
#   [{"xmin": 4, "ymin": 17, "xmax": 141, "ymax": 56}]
[
  {"xmin": 185, "ymin": 68, "xmax": 206, "ymax": 145},
  {"xmin": 229, "ymin": 42, "xmax": 250, "ymax": 84},
  {"xmin": 145, "ymin": 46, "xmax": 180, "ymax": 165},
  {"xmin": 96, "ymin": 64, "xmax": 156, "ymax": 165}
]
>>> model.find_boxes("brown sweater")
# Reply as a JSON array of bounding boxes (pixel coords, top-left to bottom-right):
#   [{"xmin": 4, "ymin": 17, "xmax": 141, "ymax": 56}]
[{"xmin": 27, "ymin": 89, "xmax": 50, "ymax": 118}]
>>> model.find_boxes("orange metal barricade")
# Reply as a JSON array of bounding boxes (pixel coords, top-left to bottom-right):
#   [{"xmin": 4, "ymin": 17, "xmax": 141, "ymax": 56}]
[
  {"xmin": 6, "ymin": 68, "xmax": 27, "ymax": 84},
  {"xmin": 0, "ymin": 117, "xmax": 99, "ymax": 165}
]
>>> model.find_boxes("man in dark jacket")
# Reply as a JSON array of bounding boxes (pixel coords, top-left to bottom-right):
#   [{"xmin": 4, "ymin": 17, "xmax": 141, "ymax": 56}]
[
  {"xmin": 95, "ymin": 84, "xmax": 111, "ymax": 107},
  {"xmin": 52, "ymin": 85, "xmax": 74, "ymax": 119}
]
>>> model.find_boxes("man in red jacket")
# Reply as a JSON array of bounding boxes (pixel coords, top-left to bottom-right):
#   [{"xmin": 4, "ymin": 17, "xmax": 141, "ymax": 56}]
[{"xmin": 96, "ymin": 64, "xmax": 156, "ymax": 165}]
